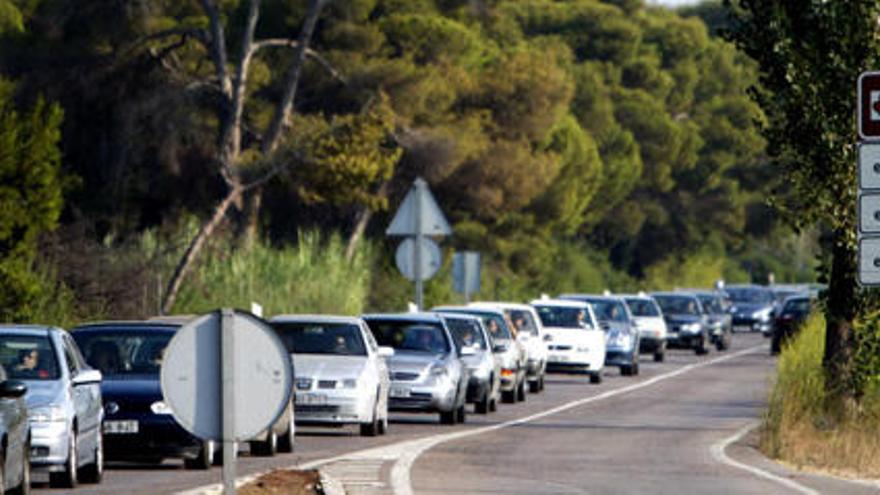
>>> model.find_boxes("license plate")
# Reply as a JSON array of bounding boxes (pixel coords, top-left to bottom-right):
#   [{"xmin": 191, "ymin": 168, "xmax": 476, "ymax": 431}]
[
  {"xmin": 296, "ymin": 393, "xmax": 327, "ymax": 405},
  {"xmin": 389, "ymin": 386, "xmax": 410, "ymax": 398},
  {"xmin": 551, "ymin": 354, "xmax": 569, "ymax": 362},
  {"xmin": 103, "ymin": 420, "xmax": 138, "ymax": 434},
  {"xmin": 734, "ymin": 325, "xmax": 751, "ymax": 332}
]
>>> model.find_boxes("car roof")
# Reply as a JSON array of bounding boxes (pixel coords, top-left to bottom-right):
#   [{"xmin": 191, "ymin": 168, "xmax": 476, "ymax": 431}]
[
  {"xmin": 559, "ymin": 294, "xmax": 625, "ymax": 303},
  {"xmin": 147, "ymin": 315, "xmax": 199, "ymax": 325},
  {"xmin": 619, "ymin": 294, "xmax": 655, "ymax": 301},
  {"xmin": 437, "ymin": 313, "xmax": 481, "ymax": 322},
  {"xmin": 530, "ymin": 299, "xmax": 589, "ymax": 308},
  {"xmin": 71, "ymin": 321, "xmax": 181, "ymax": 332},
  {"xmin": 0, "ymin": 325, "xmax": 55, "ymax": 336},
  {"xmin": 269, "ymin": 314, "xmax": 362, "ymax": 325},
  {"xmin": 469, "ymin": 301, "xmax": 534, "ymax": 311},
  {"xmin": 361, "ymin": 312, "xmax": 445, "ymax": 323},
  {"xmin": 432, "ymin": 305, "xmax": 505, "ymax": 316},
  {"xmin": 651, "ymin": 291, "xmax": 698, "ymax": 299}
]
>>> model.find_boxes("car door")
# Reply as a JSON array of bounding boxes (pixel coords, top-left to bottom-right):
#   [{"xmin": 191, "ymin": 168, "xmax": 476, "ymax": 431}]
[
  {"xmin": 61, "ymin": 335, "xmax": 97, "ymax": 463},
  {"xmin": 362, "ymin": 324, "xmax": 388, "ymax": 412}
]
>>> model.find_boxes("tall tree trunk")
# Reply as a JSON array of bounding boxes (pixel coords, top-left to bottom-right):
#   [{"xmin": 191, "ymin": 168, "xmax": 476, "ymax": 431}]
[
  {"xmin": 161, "ymin": 186, "xmax": 242, "ymax": 314},
  {"xmin": 823, "ymin": 228, "xmax": 859, "ymax": 401},
  {"xmin": 345, "ymin": 182, "xmax": 389, "ymax": 261},
  {"xmin": 241, "ymin": 188, "xmax": 262, "ymax": 250}
]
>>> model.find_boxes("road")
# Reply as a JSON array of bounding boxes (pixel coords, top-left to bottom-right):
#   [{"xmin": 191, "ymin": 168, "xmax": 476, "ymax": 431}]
[{"xmin": 31, "ymin": 333, "xmax": 874, "ymax": 494}]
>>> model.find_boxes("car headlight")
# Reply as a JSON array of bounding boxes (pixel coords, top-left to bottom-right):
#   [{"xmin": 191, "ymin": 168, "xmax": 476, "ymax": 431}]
[
  {"xmin": 681, "ymin": 323, "xmax": 701, "ymax": 333},
  {"xmin": 151, "ymin": 401, "xmax": 172, "ymax": 415},
  {"xmin": 609, "ymin": 333, "xmax": 631, "ymax": 348},
  {"xmin": 577, "ymin": 345, "xmax": 590, "ymax": 352},
  {"xmin": 753, "ymin": 308, "xmax": 771, "ymax": 321},
  {"xmin": 339, "ymin": 379, "xmax": 359, "ymax": 389},
  {"xmin": 430, "ymin": 364, "xmax": 448, "ymax": 377},
  {"xmin": 30, "ymin": 405, "xmax": 66, "ymax": 423}
]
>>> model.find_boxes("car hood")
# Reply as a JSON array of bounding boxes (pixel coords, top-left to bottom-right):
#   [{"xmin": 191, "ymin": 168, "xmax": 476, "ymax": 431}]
[
  {"xmin": 545, "ymin": 328, "xmax": 593, "ymax": 345},
  {"xmin": 731, "ymin": 303, "xmax": 772, "ymax": 314},
  {"xmin": 633, "ymin": 317, "xmax": 666, "ymax": 332},
  {"xmin": 23, "ymin": 379, "xmax": 66, "ymax": 409},
  {"xmin": 664, "ymin": 315, "xmax": 701, "ymax": 326},
  {"xmin": 101, "ymin": 376, "xmax": 162, "ymax": 404},
  {"xmin": 461, "ymin": 351, "xmax": 491, "ymax": 369},
  {"xmin": 293, "ymin": 354, "xmax": 367, "ymax": 380},
  {"xmin": 601, "ymin": 321, "xmax": 633, "ymax": 335},
  {"xmin": 387, "ymin": 350, "xmax": 445, "ymax": 375}
]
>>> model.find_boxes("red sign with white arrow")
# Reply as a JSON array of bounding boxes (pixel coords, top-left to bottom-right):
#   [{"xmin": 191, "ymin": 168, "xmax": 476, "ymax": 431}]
[{"xmin": 859, "ymin": 71, "xmax": 880, "ymax": 140}]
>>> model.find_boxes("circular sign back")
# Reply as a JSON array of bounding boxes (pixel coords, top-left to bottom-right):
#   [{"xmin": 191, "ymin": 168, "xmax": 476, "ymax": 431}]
[
  {"xmin": 160, "ymin": 310, "xmax": 292, "ymax": 442},
  {"xmin": 395, "ymin": 237, "xmax": 442, "ymax": 281}
]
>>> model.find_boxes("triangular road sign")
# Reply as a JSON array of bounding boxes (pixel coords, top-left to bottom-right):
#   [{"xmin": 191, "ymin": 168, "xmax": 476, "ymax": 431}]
[{"xmin": 386, "ymin": 177, "xmax": 452, "ymax": 236}]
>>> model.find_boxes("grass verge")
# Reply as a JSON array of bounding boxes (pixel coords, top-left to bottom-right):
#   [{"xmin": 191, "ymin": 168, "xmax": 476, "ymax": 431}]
[{"xmin": 760, "ymin": 313, "xmax": 880, "ymax": 479}]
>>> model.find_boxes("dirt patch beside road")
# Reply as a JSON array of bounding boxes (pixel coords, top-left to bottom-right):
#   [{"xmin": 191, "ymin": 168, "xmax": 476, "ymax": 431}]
[{"xmin": 239, "ymin": 469, "xmax": 323, "ymax": 495}]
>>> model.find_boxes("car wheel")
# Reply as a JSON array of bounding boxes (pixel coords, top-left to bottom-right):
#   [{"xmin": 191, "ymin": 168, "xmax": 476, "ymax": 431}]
[
  {"xmin": 249, "ymin": 430, "xmax": 277, "ymax": 457},
  {"xmin": 277, "ymin": 407, "xmax": 295, "ymax": 453},
  {"xmin": 475, "ymin": 390, "xmax": 490, "ymax": 414},
  {"xmin": 378, "ymin": 412, "xmax": 389, "ymax": 435},
  {"xmin": 80, "ymin": 431, "xmax": 103, "ymax": 483},
  {"xmin": 528, "ymin": 379, "xmax": 540, "ymax": 393},
  {"xmin": 184, "ymin": 440, "xmax": 214, "ymax": 470},
  {"xmin": 489, "ymin": 396, "xmax": 498, "ymax": 412},
  {"xmin": 50, "ymin": 431, "xmax": 77, "ymax": 488},
  {"xmin": 359, "ymin": 406, "xmax": 380, "ymax": 437},
  {"xmin": 501, "ymin": 389, "xmax": 516, "ymax": 404},
  {"xmin": 631, "ymin": 361, "xmax": 640, "ymax": 376},
  {"xmin": 516, "ymin": 380, "xmax": 527, "ymax": 402},
  {"xmin": 654, "ymin": 349, "xmax": 665, "ymax": 362},
  {"xmin": 589, "ymin": 372, "xmax": 602, "ymax": 384},
  {"xmin": 11, "ymin": 437, "xmax": 30, "ymax": 495},
  {"xmin": 620, "ymin": 365, "xmax": 631, "ymax": 376},
  {"xmin": 456, "ymin": 403, "xmax": 467, "ymax": 424},
  {"xmin": 695, "ymin": 336, "xmax": 709, "ymax": 355},
  {"xmin": 439, "ymin": 409, "xmax": 457, "ymax": 425}
]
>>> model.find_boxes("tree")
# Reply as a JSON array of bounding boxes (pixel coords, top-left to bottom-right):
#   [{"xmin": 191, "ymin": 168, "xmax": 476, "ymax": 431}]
[
  {"xmin": 729, "ymin": 0, "xmax": 880, "ymax": 400},
  {"xmin": 0, "ymin": 79, "xmax": 64, "ymax": 321}
]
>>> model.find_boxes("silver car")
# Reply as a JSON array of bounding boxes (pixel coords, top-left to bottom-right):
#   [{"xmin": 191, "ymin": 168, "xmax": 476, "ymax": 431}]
[
  {"xmin": 432, "ymin": 306, "xmax": 527, "ymax": 403},
  {"xmin": 362, "ymin": 313, "xmax": 472, "ymax": 425},
  {"xmin": 269, "ymin": 315, "xmax": 393, "ymax": 436},
  {"xmin": 560, "ymin": 295, "xmax": 642, "ymax": 376},
  {"xmin": 0, "ymin": 326, "xmax": 103, "ymax": 488},
  {"xmin": 438, "ymin": 313, "xmax": 501, "ymax": 414}
]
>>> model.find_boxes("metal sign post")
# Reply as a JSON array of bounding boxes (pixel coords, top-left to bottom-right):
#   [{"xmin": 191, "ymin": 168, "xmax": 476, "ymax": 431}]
[
  {"xmin": 453, "ymin": 251, "xmax": 481, "ymax": 303},
  {"xmin": 386, "ymin": 178, "xmax": 452, "ymax": 309},
  {"xmin": 221, "ymin": 309, "xmax": 236, "ymax": 495}
]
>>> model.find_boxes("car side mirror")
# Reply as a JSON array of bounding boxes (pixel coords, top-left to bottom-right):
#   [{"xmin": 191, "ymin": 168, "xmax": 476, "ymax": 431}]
[
  {"xmin": 72, "ymin": 369, "xmax": 102, "ymax": 386},
  {"xmin": 542, "ymin": 334, "xmax": 552, "ymax": 342},
  {"xmin": 600, "ymin": 322, "xmax": 611, "ymax": 331},
  {"xmin": 377, "ymin": 346, "xmax": 395, "ymax": 358},
  {"xmin": 0, "ymin": 380, "xmax": 27, "ymax": 398},
  {"xmin": 460, "ymin": 346, "xmax": 476, "ymax": 357}
]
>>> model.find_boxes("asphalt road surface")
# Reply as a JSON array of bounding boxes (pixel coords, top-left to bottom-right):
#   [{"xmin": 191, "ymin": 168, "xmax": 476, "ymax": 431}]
[{"xmin": 31, "ymin": 333, "xmax": 875, "ymax": 495}]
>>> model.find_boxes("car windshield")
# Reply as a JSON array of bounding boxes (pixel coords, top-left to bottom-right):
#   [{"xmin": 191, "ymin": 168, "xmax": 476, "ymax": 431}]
[
  {"xmin": 271, "ymin": 322, "xmax": 367, "ymax": 356},
  {"xmin": 534, "ymin": 305, "xmax": 595, "ymax": 329},
  {"xmin": 697, "ymin": 295, "xmax": 724, "ymax": 314},
  {"xmin": 0, "ymin": 334, "xmax": 60, "ymax": 380},
  {"xmin": 444, "ymin": 318, "xmax": 488, "ymax": 351},
  {"xmin": 73, "ymin": 328, "xmax": 174, "ymax": 377},
  {"xmin": 583, "ymin": 299, "xmax": 629, "ymax": 323},
  {"xmin": 654, "ymin": 296, "xmax": 701, "ymax": 316},
  {"xmin": 365, "ymin": 319, "xmax": 450, "ymax": 354},
  {"xmin": 726, "ymin": 287, "xmax": 773, "ymax": 304},
  {"xmin": 505, "ymin": 309, "xmax": 539, "ymax": 336},
  {"xmin": 436, "ymin": 310, "xmax": 513, "ymax": 341},
  {"xmin": 624, "ymin": 299, "xmax": 660, "ymax": 317},
  {"xmin": 783, "ymin": 298, "xmax": 812, "ymax": 315}
]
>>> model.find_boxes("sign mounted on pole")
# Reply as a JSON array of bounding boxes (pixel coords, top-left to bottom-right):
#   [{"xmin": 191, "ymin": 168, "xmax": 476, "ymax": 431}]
[
  {"xmin": 452, "ymin": 251, "xmax": 481, "ymax": 302},
  {"xmin": 858, "ymin": 71, "xmax": 880, "ymax": 140},
  {"xmin": 386, "ymin": 178, "xmax": 452, "ymax": 309}
]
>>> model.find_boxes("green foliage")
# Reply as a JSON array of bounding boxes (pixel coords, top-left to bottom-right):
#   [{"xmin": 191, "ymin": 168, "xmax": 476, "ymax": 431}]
[
  {"xmin": 0, "ymin": 79, "xmax": 64, "ymax": 322},
  {"xmin": 175, "ymin": 232, "xmax": 373, "ymax": 317}
]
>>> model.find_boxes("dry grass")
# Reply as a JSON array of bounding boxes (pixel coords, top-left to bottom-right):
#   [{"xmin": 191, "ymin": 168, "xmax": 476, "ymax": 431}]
[
  {"xmin": 238, "ymin": 469, "xmax": 323, "ymax": 495},
  {"xmin": 760, "ymin": 314, "xmax": 880, "ymax": 479}
]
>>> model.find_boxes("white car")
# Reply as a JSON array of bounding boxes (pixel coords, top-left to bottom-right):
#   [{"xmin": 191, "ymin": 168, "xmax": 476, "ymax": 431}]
[
  {"xmin": 622, "ymin": 294, "xmax": 668, "ymax": 362},
  {"xmin": 531, "ymin": 299, "xmax": 606, "ymax": 384},
  {"xmin": 469, "ymin": 302, "xmax": 548, "ymax": 393},
  {"xmin": 269, "ymin": 315, "xmax": 393, "ymax": 437}
]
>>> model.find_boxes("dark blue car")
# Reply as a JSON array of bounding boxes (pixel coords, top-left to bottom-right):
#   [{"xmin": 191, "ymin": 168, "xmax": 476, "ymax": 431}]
[{"xmin": 70, "ymin": 322, "xmax": 215, "ymax": 469}]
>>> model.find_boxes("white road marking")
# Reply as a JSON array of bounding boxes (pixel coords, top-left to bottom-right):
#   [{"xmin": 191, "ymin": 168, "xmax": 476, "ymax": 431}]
[
  {"xmin": 710, "ymin": 422, "xmax": 819, "ymax": 495},
  {"xmin": 181, "ymin": 344, "xmax": 764, "ymax": 495}
]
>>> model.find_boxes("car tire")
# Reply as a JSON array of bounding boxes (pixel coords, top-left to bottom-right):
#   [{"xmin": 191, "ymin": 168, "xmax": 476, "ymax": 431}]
[
  {"xmin": 360, "ymin": 403, "xmax": 380, "ymax": 437},
  {"xmin": 501, "ymin": 389, "xmax": 516, "ymax": 404},
  {"xmin": 489, "ymin": 396, "xmax": 498, "ymax": 412},
  {"xmin": 589, "ymin": 372, "xmax": 602, "ymax": 384},
  {"xmin": 653, "ymin": 350, "xmax": 665, "ymax": 362},
  {"xmin": 439, "ymin": 409, "xmax": 457, "ymax": 425},
  {"xmin": 80, "ymin": 431, "xmax": 103, "ymax": 483},
  {"xmin": 631, "ymin": 361, "xmax": 640, "ymax": 376},
  {"xmin": 277, "ymin": 407, "xmax": 295, "ymax": 453},
  {"xmin": 249, "ymin": 430, "xmax": 277, "ymax": 457},
  {"xmin": 184, "ymin": 440, "xmax": 214, "ymax": 470},
  {"xmin": 620, "ymin": 365, "xmax": 631, "ymax": 376},
  {"xmin": 770, "ymin": 335, "xmax": 781, "ymax": 355},
  {"xmin": 528, "ymin": 380, "xmax": 540, "ymax": 393},
  {"xmin": 378, "ymin": 413, "xmax": 389, "ymax": 435},
  {"xmin": 50, "ymin": 431, "xmax": 78, "ymax": 489},
  {"xmin": 516, "ymin": 380, "xmax": 527, "ymax": 402},
  {"xmin": 475, "ymin": 390, "xmax": 490, "ymax": 414},
  {"xmin": 695, "ymin": 336, "xmax": 709, "ymax": 355},
  {"xmin": 455, "ymin": 403, "xmax": 467, "ymax": 424},
  {"xmin": 10, "ymin": 437, "xmax": 30, "ymax": 495}
]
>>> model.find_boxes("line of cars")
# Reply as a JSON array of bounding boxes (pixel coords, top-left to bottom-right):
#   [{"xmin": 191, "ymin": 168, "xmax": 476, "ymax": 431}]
[{"xmin": 0, "ymin": 284, "xmax": 815, "ymax": 492}]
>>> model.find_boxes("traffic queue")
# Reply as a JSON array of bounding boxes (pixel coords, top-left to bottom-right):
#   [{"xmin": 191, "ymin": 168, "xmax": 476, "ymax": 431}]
[{"xmin": 0, "ymin": 284, "xmax": 815, "ymax": 492}]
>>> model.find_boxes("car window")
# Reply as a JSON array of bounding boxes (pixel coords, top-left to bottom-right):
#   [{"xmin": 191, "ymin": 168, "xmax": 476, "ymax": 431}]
[
  {"xmin": 583, "ymin": 299, "xmax": 629, "ymax": 323},
  {"xmin": 0, "ymin": 334, "xmax": 60, "ymax": 380},
  {"xmin": 654, "ymin": 296, "xmax": 702, "ymax": 316},
  {"xmin": 505, "ymin": 309, "xmax": 539, "ymax": 336},
  {"xmin": 625, "ymin": 299, "xmax": 661, "ymax": 317},
  {"xmin": 534, "ymin": 305, "xmax": 594, "ymax": 329},
  {"xmin": 73, "ymin": 328, "xmax": 174, "ymax": 377},
  {"xmin": 697, "ymin": 296, "xmax": 723, "ymax": 314},
  {"xmin": 726, "ymin": 287, "xmax": 773, "ymax": 304},
  {"xmin": 436, "ymin": 310, "xmax": 513, "ymax": 342},
  {"xmin": 783, "ymin": 298, "xmax": 812, "ymax": 314},
  {"xmin": 271, "ymin": 322, "xmax": 367, "ymax": 356},
  {"xmin": 444, "ymin": 317, "xmax": 488, "ymax": 351},
  {"xmin": 364, "ymin": 320, "xmax": 450, "ymax": 354}
]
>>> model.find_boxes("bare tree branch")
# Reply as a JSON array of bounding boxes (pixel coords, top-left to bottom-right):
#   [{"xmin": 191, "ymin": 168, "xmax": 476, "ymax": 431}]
[
  {"xmin": 120, "ymin": 27, "xmax": 209, "ymax": 59},
  {"xmin": 252, "ymin": 39, "xmax": 346, "ymax": 84},
  {"xmin": 262, "ymin": 0, "xmax": 329, "ymax": 155},
  {"xmin": 199, "ymin": 0, "xmax": 232, "ymax": 98},
  {"xmin": 221, "ymin": 0, "xmax": 261, "ymax": 168}
]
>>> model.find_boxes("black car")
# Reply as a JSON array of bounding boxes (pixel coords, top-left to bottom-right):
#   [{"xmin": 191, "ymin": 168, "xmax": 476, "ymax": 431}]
[
  {"xmin": 725, "ymin": 285, "xmax": 776, "ymax": 336},
  {"xmin": 651, "ymin": 293, "xmax": 711, "ymax": 355},
  {"xmin": 72, "ymin": 321, "xmax": 295, "ymax": 468},
  {"xmin": 772, "ymin": 296, "xmax": 814, "ymax": 354}
]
